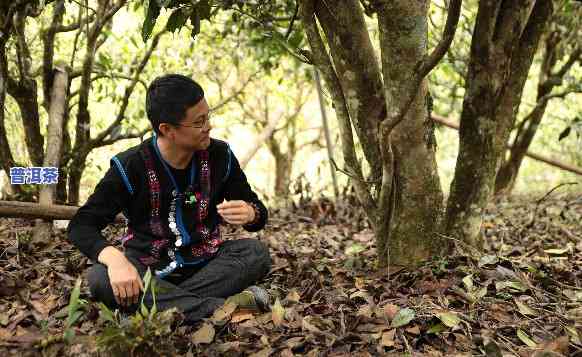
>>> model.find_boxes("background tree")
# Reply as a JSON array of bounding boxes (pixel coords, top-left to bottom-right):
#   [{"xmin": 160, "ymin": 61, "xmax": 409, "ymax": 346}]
[
  {"xmin": 233, "ymin": 65, "xmax": 319, "ymax": 200},
  {"xmin": 1, "ymin": 0, "xmax": 159, "ymax": 204},
  {"xmin": 494, "ymin": 3, "xmax": 581, "ymax": 195},
  {"xmin": 444, "ymin": 0, "xmax": 562, "ymax": 245}
]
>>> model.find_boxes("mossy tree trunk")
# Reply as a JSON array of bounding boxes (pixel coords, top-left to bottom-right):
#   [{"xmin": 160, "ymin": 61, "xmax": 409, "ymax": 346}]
[
  {"xmin": 445, "ymin": 0, "xmax": 550, "ymax": 245},
  {"xmin": 300, "ymin": 0, "xmax": 461, "ymax": 267}
]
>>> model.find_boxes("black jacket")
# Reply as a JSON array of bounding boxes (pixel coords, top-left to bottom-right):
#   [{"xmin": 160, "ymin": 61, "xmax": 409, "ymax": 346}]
[{"xmin": 67, "ymin": 137, "xmax": 268, "ymax": 269}]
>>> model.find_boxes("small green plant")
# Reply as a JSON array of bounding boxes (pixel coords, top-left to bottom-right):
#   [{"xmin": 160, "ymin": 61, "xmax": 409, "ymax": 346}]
[
  {"xmin": 95, "ymin": 268, "xmax": 183, "ymax": 357},
  {"xmin": 63, "ymin": 277, "xmax": 87, "ymax": 343}
]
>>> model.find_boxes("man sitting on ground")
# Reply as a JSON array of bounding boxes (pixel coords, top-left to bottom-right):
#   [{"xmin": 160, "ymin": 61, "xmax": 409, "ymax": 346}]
[{"xmin": 68, "ymin": 74, "xmax": 271, "ymax": 323}]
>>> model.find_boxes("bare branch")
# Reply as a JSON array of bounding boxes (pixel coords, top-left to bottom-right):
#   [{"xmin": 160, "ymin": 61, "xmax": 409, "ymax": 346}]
[
  {"xmin": 91, "ymin": 31, "xmax": 163, "ymax": 147},
  {"xmin": 55, "ymin": 14, "xmax": 96, "ymax": 32},
  {"xmin": 93, "ymin": 128, "xmax": 149, "ymax": 148},
  {"xmin": 418, "ymin": 0, "xmax": 462, "ymax": 78},
  {"xmin": 43, "ymin": 0, "xmax": 66, "ymax": 110},
  {"xmin": 285, "ymin": 2, "xmax": 299, "ymax": 40},
  {"xmin": 210, "ymin": 70, "xmax": 260, "ymax": 112},
  {"xmin": 552, "ymin": 47, "xmax": 581, "ymax": 79}
]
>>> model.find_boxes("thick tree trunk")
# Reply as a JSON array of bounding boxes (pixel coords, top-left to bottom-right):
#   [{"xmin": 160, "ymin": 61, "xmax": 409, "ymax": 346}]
[
  {"xmin": 495, "ymin": 6, "xmax": 570, "ymax": 196},
  {"xmin": 445, "ymin": 0, "xmax": 542, "ymax": 246},
  {"xmin": 314, "ymin": 0, "xmax": 384, "ymax": 180},
  {"xmin": 301, "ymin": 0, "xmax": 447, "ymax": 267},
  {"xmin": 0, "ymin": 39, "xmax": 17, "ymax": 179},
  {"xmin": 375, "ymin": 1, "xmax": 444, "ymax": 266}
]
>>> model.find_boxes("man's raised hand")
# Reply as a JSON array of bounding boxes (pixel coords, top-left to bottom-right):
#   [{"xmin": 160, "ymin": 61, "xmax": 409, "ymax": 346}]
[{"xmin": 217, "ymin": 199, "xmax": 255, "ymax": 225}]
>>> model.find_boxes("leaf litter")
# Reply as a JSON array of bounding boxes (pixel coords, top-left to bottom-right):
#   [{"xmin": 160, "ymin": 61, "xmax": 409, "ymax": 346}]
[{"xmin": 0, "ymin": 193, "xmax": 581, "ymax": 356}]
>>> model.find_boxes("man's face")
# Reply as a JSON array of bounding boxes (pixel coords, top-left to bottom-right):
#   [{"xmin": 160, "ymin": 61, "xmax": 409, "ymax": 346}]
[{"xmin": 163, "ymin": 98, "xmax": 212, "ymax": 151}]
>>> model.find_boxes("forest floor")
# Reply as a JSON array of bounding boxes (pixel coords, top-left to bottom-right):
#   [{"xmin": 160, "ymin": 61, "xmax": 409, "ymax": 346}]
[{"xmin": 0, "ymin": 192, "xmax": 581, "ymax": 356}]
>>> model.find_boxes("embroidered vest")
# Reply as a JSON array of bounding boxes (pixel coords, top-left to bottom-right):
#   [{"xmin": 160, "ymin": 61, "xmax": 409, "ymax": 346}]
[{"xmin": 114, "ymin": 137, "xmax": 232, "ymax": 278}]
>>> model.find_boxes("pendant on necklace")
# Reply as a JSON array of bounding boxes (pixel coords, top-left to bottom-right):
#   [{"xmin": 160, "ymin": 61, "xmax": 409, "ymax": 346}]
[{"xmin": 186, "ymin": 192, "xmax": 197, "ymax": 206}]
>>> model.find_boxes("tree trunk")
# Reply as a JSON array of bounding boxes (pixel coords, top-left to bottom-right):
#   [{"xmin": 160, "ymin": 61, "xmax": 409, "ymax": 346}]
[
  {"xmin": 68, "ymin": 153, "xmax": 87, "ymax": 205},
  {"xmin": 313, "ymin": 0, "xmax": 384, "ymax": 181},
  {"xmin": 273, "ymin": 151, "xmax": 292, "ymax": 198},
  {"xmin": 301, "ymin": 0, "xmax": 446, "ymax": 267},
  {"xmin": 375, "ymin": 1, "xmax": 444, "ymax": 266},
  {"xmin": 314, "ymin": 69, "xmax": 339, "ymax": 199},
  {"xmin": 39, "ymin": 65, "xmax": 68, "ymax": 206},
  {"xmin": 239, "ymin": 110, "xmax": 280, "ymax": 169},
  {"xmin": 0, "ymin": 38, "xmax": 26, "ymax": 198},
  {"xmin": 445, "ymin": 0, "xmax": 541, "ymax": 246},
  {"xmin": 495, "ymin": 6, "xmax": 571, "ymax": 196},
  {"xmin": 34, "ymin": 65, "xmax": 69, "ymax": 241},
  {"xmin": 10, "ymin": 12, "xmax": 44, "ymax": 167}
]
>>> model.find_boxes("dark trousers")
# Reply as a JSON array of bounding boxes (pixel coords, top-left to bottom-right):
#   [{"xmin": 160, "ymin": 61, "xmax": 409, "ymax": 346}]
[{"xmin": 86, "ymin": 239, "xmax": 271, "ymax": 323}]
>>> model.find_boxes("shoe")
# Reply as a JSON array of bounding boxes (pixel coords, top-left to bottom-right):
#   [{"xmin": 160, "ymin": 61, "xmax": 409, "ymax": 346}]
[{"xmin": 225, "ymin": 285, "xmax": 271, "ymax": 312}]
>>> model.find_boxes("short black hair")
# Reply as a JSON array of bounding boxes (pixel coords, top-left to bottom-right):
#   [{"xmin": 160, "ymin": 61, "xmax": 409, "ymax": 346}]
[{"xmin": 146, "ymin": 74, "xmax": 204, "ymax": 135}]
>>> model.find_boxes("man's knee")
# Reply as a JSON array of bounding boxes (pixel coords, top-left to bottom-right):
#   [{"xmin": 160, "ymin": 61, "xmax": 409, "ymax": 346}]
[{"xmin": 241, "ymin": 239, "xmax": 272, "ymax": 277}]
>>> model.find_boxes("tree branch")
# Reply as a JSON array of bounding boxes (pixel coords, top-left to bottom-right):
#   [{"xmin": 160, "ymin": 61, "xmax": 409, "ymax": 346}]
[
  {"xmin": 210, "ymin": 70, "xmax": 260, "ymax": 112},
  {"xmin": 300, "ymin": 0, "xmax": 376, "ymax": 213},
  {"xmin": 285, "ymin": 2, "xmax": 299, "ymax": 40},
  {"xmin": 91, "ymin": 31, "xmax": 163, "ymax": 147},
  {"xmin": 417, "ymin": 0, "xmax": 462, "ymax": 78},
  {"xmin": 93, "ymin": 128, "xmax": 149, "ymax": 148},
  {"xmin": 54, "ymin": 14, "xmax": 95, "ymax": 32},
  {"xmin": 42, "ymin": 0, "xmax": 66, "ymax": 110},
  {"xmin": 552, "ymin": 47, "xmax": 581, "ymax": 79}
]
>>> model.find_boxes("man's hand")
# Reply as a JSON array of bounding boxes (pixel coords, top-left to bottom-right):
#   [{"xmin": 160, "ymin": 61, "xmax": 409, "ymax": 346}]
[
  {"xmin": 217, "ymin": 200, "xmax": 255, "ymax": 225},
  {"xmin": 98, "ymin": 246, "xmax": 144, "ymax": 307}
]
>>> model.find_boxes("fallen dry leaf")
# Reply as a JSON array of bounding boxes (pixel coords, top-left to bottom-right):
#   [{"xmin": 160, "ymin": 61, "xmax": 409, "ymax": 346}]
[{"xmin": 192, "ymin": 323, "xmax": 215, "ymax": 345}]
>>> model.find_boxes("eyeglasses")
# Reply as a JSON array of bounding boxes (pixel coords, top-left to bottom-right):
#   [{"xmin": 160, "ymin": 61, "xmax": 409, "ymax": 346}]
[{"xmin": 176, "ymin": 112, "xmax": 212, "ymax": 128}]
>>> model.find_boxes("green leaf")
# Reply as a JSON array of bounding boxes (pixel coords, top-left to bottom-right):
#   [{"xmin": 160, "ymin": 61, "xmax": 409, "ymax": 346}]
[
  {"xmin": 495, "ymin": 280, "xmax": 528, "ymax": 293},
  {"xmin": 427, "ymin": 322, "xmax": 447, "ymax": 334},
  {"xmin": 436, "ymin": 311, "xmax": 461, "ymax": 328},
  {"xmin": 517, "ymin": 329, "xmax": 537, "ymax": 347},
  {"xmin": 68, "ymin": 310, "xmax": 84, "ymax": 327},
  {"xmin": 66, "ymin": 278, "xmax": 83, "ymax": 328},
  {"xmin": 345, "ymin": 243, "xmax": 366, "ymax": 255},
  {"xmin": 462, "ymin": 274, "xmax": 473, "ymax": 290},
  {"xmin": 391, "ymin": 308, "xmax": 415, "ymax": 328},
  {"xmin": 515, "ymin": 300, "xmax": 536, "ymax": 316},
  {"xmin": 166, "ymin": 8, "xmax": 188, "ymax": 33},
  {"xmin": 140, "ymin": 303, "xmax": 149, "ymax": 318},
  {"xmin": 98, "ymin": 303, "xmax": 116, "ymax": 323},
  {"xmin": 63, "ymin": 329, "xmax": 75, "ymax": 344},
  {"xmin": 141, "ymin": 268, "xmax": 153, "ymax": 306},
  {"xmin": 142, "ymin": 0, "xmax": 160, "ymax": 41},
  {"xmin": 478, "ymin": 254, "xmax": 498, "ymax": 267}
]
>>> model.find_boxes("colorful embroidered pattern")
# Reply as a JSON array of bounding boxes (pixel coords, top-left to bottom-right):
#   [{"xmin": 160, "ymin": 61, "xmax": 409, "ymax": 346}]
[
  {"xmin": 142, "ymin": 145, "xmax": 166, "ymax": 239},
  {"xmin": 191, "ymin": 150, "xmax": 223, "ymax": 258}
]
